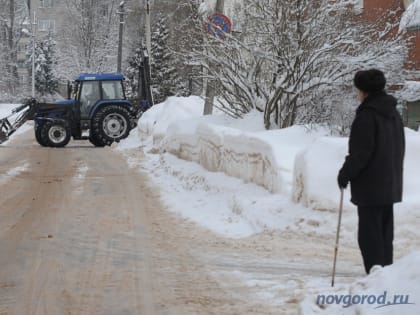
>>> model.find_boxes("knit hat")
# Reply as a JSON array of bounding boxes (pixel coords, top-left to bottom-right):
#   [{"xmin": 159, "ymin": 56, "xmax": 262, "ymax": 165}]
[{"xmin": 353, "ymin": 69, "xmax": 386, "ymax": 94}]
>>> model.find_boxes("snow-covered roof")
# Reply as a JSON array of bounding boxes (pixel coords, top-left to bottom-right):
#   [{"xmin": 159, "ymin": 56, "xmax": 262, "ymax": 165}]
[
  {"xmin": 400, "ymin": 0, "xmax": 420, "ymax": 30},
  {"xmin": 400, "ymin": 81, "xmax": 420, "ymax": 102}
]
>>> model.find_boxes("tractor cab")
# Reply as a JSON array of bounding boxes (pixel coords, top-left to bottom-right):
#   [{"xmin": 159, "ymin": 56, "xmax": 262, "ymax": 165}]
[{"xmin": 72, "ymin": 74, "xmax": 127, "ymax": 119}]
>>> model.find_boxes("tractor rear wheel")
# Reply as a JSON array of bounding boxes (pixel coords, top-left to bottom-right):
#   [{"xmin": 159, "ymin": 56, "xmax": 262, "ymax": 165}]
[
  {"xmin": 41, "ymin": 121, "xmax": 71, "ymax": 148},
  {"xmin": 91, "ymin": 105, "xmax": 131, "ymax": 146}
]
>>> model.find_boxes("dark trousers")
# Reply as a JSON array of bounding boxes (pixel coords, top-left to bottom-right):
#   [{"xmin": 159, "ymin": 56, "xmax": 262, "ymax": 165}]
[{"xmin": 357, "ymin": 205, "xmax": 394, "ymax": 274}]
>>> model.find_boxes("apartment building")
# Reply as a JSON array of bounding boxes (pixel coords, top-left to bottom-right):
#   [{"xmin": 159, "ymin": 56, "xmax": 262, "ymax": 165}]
[
  {"xmin": 361, "ymin": 0, "xmax": 420, "ymax": 72},
  {"xmin": 29, "ymin": 0, "xmax": 67, "ymax": 38}
]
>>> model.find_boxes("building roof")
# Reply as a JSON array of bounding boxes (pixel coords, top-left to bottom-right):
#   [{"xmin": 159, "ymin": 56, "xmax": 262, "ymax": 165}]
[{"xmin": 75, "ymin": 73, "xmax": 125, "ymax": 81}]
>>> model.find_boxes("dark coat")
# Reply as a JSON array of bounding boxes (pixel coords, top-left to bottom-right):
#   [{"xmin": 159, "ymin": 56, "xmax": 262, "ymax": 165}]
[{"xmin": 338, "ymin": 91, "xmax": 405, "ymax": 206}]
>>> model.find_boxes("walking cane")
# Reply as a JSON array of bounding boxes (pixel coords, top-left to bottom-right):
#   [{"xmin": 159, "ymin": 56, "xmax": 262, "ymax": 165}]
[{"xmin": 331, "ymin": 188, "xmax": 344, "ymax": 287}]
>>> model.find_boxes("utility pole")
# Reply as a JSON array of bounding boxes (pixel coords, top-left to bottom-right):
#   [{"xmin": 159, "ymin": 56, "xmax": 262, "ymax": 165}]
[
  {"xmin": 145, "ymin": 0, "xmax": 152, "ymax": 60},
  {"xmin": 117, "ymin": 1, "xmax": 126, "ymax": 73},
  {"xmin": 203, "ymin": 0, "xmax": 224, "ymax": 115},
  {"xmin": 31, "ymin": 10, "xmax": 36, "ymax": 98},
  {"xmin": 216, "ymin": 0, "xmax": 225, "ymax": 13}
]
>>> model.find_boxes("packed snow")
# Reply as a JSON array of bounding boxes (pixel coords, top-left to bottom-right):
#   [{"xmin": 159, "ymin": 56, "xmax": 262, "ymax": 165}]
[
  {"xmin": 299, "ymin": 251, "xmax": 420, "ymax": 315},
  {"xmin": 117, "ymin": 96, "xmax": 420, "ymax": 314},
  {"xmin": 0, "ymin": 163, "xmax": 29, "ymax": 185}
]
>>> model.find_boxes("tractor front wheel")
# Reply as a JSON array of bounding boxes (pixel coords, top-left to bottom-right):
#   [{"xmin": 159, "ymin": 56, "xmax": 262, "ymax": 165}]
[
  {"xmin": 35, "ymin": 124, "xmax": 49, "ymax": 147},
  {"xmin": 41, "ymin": 121, "xmax": 71, "ymax": 148},
  {"xmin": 89, "ymin": 134, "xmax": 106, "ymax": 147}
]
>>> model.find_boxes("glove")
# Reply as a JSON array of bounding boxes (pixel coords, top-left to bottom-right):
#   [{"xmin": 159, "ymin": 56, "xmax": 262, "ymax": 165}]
[{"xmin": 337, "ymin": 171, "xmax": 348, "ymax": 189}]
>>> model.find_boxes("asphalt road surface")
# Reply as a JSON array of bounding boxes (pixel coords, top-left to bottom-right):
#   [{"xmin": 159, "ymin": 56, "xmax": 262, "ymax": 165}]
[{"xmin": 0, "ymin": 129, "xmax": 362, "ymax": 315}]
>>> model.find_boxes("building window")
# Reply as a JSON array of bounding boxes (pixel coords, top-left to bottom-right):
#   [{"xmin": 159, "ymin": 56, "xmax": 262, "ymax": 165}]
[
  {"xmin": 38, "ymin": 19, "xmax": 55, "ymax": 32},
  {"xmin": 40, "ymin": 0, "xmax": 54, "ymax": 8}
]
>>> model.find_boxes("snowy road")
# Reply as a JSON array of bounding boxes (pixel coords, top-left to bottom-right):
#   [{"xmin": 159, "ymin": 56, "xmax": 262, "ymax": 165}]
[{"xmin": 0, "ymin": 130, "xmax": 363, "ymax": 314}]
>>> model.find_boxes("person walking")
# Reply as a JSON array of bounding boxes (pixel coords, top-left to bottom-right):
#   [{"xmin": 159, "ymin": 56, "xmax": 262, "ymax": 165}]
[{"xmin": 338, "ymin": 69, "xmax": 405, "ymax": 274}]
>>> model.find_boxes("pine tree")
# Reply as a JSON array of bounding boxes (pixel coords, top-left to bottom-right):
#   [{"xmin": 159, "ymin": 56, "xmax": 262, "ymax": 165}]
[
  {"xmin": 125, "ymin": 46, "xmax": 143, "ymax": 100},
  {"xmin": 151, "ymin": 15, "xmax": 187, "ymax": 104},
  {"xmin": 30, "ymin": 37, "xmax": 58, "ymax": 96}
]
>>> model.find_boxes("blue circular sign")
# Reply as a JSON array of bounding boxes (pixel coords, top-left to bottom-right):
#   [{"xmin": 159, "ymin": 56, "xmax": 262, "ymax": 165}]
[{"xmin": 207, "ymin": 13, "xmax": 232, "ymax": 40}]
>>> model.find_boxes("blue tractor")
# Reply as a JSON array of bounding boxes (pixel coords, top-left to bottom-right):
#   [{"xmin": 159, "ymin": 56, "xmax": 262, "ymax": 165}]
[{"xmin": 1, "ymin": 73, "xmax": 143, "ymax": 147}]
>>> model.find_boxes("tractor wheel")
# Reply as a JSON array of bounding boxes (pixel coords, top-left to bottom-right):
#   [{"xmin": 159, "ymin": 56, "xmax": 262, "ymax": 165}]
[
  {"xmin": 91, "ymin": 105, "xmax": 131, "ymax": 146},
  {"xmin": 41, "ymin": 121, "xmax": 71, "ymax": 148},
  {"xmin": 89, "ymin": 134, "xmax": 106, "ymax": 147},
  {"xmin": 35, "ymin": 124, "xmax": 49, "ymax": 147}
]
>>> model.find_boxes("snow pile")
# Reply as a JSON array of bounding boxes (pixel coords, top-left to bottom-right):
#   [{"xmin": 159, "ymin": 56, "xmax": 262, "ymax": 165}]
[
  {"xmin": 292, "ymin": 136, "xmax": 352, "ymax": 211},
  {"xmin": 299, "ymin": 251, "xmax": 420, "ymax": 315},
  {"xmin": 401, "ymin": 128, "xmax": 420, "ymax": 208},
  {"xmin": 292, "ymin": 128, "xmax": 420, "ymax": 211},
  {"xmin": 160, "ymin": 113, "xmax": 326, "ymax": 193},
  {"xmin": 400, "ymin": 0, "xmax": 420, "ymax": 30},
  {"xmin": 138, "ymin": 96, "xmax": 206, "ymax": 145}
]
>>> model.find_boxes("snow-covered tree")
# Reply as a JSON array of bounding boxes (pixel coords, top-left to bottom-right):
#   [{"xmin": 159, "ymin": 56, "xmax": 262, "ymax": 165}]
[
  {"xmin": 183, "ymin": 0, "xmax": 408, "ymax": 129},
  {"xmin": 0, "ymin": 0, "xmax": 27, "ymax": 96},
  {"xmin": 56, "ymin": 0, "xmax": 119, "ymax": 79},
  {"xmin": 125, "ymin": 46, "xmax": 143, "ymax": 100},
  {"xmin": 151, "ymin": 15, "xmax": 187, "ymax": 104},
  {"xmin": 29, "ymin": 37, "xmax": 58, "ymax": 96}
]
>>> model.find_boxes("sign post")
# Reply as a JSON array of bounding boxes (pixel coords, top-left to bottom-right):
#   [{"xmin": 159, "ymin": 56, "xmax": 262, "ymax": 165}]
[{"xmin": 203, "ymin": 9, "xmax": 232, "ymax": 115}]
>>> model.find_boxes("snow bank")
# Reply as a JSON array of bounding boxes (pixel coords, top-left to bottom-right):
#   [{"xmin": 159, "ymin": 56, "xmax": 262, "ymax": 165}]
[
  {"xmin": 134, "ymin": 96, "xmax": 420, "ymax": 213},
  {"xmin": 401, "ymin": 128, "xmax": 420, "ymax": 208},
  {"xmin": 299, "ymin": 251, "xmax": 420, "ymax": 315},
  {"xmin": 163, "ymin": 122, "xmax": 282, "ymax": 192},
  {"xmin": 138, "ymin": 96, "xmax": 206, "ymax": 144},
  {"xmin": 161, "ymin": 118, "xmax": 326, "ymax": 194},
  {"xmin": 400, "ymin": 0, "xmax": 420, "ymax": 30},
  {"xmin": 136, "ymin": 96, "xmax": 315, "ymax": 193},
  {"xmin": 292, "ymin": 137, "xmax": 352, "ymax": 211},
  {"xmin": 292, "ymin": 128, "xmax": 420, "ymax": 211}
]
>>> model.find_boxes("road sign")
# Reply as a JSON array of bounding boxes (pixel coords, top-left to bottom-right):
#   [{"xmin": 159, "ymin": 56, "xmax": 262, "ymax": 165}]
[{"xmin": 206, "ymin": 13, "xmax": 232, "ymax": 39}]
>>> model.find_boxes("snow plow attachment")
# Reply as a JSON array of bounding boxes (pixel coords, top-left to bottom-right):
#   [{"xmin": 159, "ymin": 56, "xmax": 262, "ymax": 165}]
[{"xmin": 0, "ymin": 99, "xmax": 39, "ymax": 144}]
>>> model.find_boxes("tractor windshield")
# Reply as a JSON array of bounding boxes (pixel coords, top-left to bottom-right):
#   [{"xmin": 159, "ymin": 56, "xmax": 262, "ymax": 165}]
[{"xmin": 101, "ymin": 80, "xmax": 125, "ymax": 100}]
